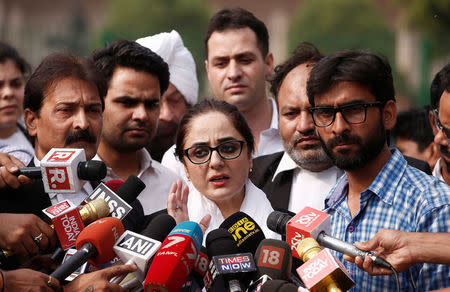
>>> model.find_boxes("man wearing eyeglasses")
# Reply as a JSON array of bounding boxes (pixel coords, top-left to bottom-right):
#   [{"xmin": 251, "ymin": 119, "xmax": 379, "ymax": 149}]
[
  {"xmin": 307, "ymin": 50, "xmax": 450, "ymax": 291},
  {"xmin": 429, "ymin": 63, "xmax": 450, "ymax": 185}
]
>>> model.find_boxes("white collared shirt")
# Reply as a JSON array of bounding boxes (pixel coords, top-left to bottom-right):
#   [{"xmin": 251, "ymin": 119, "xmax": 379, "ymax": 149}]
[
  {"xmin": 433, "ymin": 158, "xmax": 446, "ymax": 183},
  {"xmin": 273, "ymin": 152, "xmax": 343, "ymax": 213},
  {"xmin": 34, "ymin": 156, "xmax": 92, "ymax": 206},
  {"xmin": 94, "ymin": 149, "xmax": 181, "ymax": 215},
  {"xmin": 187, "ymin": 179, "xmax": 281, "ymax": 245},
  {"xmin": 161, "ymin": 97, "xmax": 284, "ymax": 180}
]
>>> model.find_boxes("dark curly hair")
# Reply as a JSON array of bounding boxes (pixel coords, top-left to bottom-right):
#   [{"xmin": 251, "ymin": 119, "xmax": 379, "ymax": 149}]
[{"xmin": 91, "ymin": 39, "xmax": 169, "ymax": 96}]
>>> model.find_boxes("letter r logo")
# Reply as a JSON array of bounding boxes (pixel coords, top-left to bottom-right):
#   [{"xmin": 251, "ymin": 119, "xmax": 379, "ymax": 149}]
[{"xmin": 46, "ymin": 167, "xmax": 70, "ymax": 190}]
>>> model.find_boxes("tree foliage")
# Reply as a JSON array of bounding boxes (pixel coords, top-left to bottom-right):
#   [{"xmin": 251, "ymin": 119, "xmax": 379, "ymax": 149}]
[{"xmin": 94, "ymin": 0, "xmax": 211, "ymax": 91}]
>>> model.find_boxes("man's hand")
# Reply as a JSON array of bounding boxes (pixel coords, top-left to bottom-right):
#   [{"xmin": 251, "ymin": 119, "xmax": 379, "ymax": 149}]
[
  {"xmin": 343, "ymin": 229, "xmax": 414, "ymax": 275},
  {"xmin": 0, "ymin": 214, "xmax": 57, "ymax": 258},
  {"xmin": 0, "ymin": 153, "xmax": 32, "ymax": 189},
  {"xmin": 65, "ymin": 264, "xmax": 137, "ymax": 292},
  {"xmin": 3, "ymin": 268, "xmax": 60, "ymax": 291}
]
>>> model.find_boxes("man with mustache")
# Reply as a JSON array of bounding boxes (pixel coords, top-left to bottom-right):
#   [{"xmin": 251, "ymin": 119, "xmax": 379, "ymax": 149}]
[
  {"xmin": 307, "ymin": 50, "xmax": 450, "ymax": 291},
  {"xmin": 250, "ymin": 43, "xmax": 343, "ymax": 213},
  {"xmin": 91, "ymin": 40, "xmax": 180, "ymax": 217},
  {"xmin": 429, "ymin": 63, "xmax": 450, "ymax": 185},
  {"xmin": 0, "ymin": 53, "xmax": 105, "ymax": 258}
]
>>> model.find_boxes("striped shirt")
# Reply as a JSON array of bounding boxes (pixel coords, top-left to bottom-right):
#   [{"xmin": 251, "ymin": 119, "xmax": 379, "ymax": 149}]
[{"xmin": 324, "ymin": 149, "xmax": 450, "ymax": 291}]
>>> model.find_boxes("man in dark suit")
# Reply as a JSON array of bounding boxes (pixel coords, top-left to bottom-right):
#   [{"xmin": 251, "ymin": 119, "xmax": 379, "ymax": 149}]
[{"xmin": 250, "ymin": 43, "xmax": 343, "ymax": 213}]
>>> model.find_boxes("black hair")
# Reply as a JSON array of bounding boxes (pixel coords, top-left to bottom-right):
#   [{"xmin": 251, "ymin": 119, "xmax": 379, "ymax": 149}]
[
  {"xmin": 270, "ymin": 42, "xmax": 324, "ymax": 99},
  {"xmin": 175, "ymin": 99, "xmax": 254, "ymax": 162},
  {"xmin": 430, "ymin": 63, "xmax": 450, "ymax": 109},
  {"xmin": 391, "ymin": 107, "xmax": 434, "ymax": 152},
  {"xmin": 24, "ymin": 52, "xmax": 107, "ymax": 114},
  {"xmin": 0, "ymin": 41, "xmax": 31, "ymax": 76},
  {"xmin": 204, "ymin": 8, "xmax": 269, "ymax": 58},
  {"xmin": 91, "ymin": 39, "xmax": 169, "ymax": 96},
  {"xmin": 307, "ymin": 50, "xmax": 395, "ymax": 106}
]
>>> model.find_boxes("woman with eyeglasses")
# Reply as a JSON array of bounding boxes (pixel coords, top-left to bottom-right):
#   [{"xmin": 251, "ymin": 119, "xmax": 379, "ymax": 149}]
[
  {"xmin": 0, "ymin": 41, "xmax": 33, "ymax": 164},
  {"xmin": 167, "ymin": 99, "xmax": 279, "ymax": 240}
]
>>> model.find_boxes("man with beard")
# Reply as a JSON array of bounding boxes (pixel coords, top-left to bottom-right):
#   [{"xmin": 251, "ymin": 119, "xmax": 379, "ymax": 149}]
[
  {"xmin": 250, "ymin": 43, "xmax": 343, "ymax": 213},
  {"xmin": 429, "ymin": 63, "xmax": 450, "ymax": 185},
  {"xmin": 136, "ymin": 30, "xmax": 198, "ymax": 162},
  {"xmin": 0, "ymin": 53, "xmax": 105, "ymax": 257},
  {"xmin": 307, "ymin": 50, "xmax": 450, "ymax": 291},
  {"xmin": 91, "ymin": 40, "xmax": 180, "ymax": 217}
]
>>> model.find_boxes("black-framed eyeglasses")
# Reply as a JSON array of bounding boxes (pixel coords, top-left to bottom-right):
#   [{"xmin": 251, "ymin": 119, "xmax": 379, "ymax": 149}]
[
  {"xmin": 184, "ymin": 140, "xmax": 245, "ymax": 164},
  {"xmin": 309, "ymin": 102, "xmax": 382, "ymax": 127},
  {"xmin": 432, "ymin": 109, "xmax": 450, "ymax": 140}
]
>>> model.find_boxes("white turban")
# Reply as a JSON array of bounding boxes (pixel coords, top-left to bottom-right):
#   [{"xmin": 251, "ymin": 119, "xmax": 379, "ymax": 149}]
[{"xmin": 136, "ymin": 30, "xmax": 198, "ymax": 105}]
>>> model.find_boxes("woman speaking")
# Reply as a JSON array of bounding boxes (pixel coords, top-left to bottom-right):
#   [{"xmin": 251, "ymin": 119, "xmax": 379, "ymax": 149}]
[{"xmin": 167, "ymin": 99, "xmax": 279, "ymax": 240}]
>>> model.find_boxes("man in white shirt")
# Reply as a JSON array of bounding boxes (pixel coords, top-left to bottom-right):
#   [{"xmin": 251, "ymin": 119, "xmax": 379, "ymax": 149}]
[
  {"xmin": 429, "ymin": 63, "xmax": 450, "ymax": 185},
  {"xmin": 161, "ymin": 8, "xmax": 283, "ymax": 178},
  {"xmin": 250, "ymin": 43, "xmax": 343, "ymax": 213},
  {"xmin": 91, "ymin": 40, "xmax": 181, "ymax": 216}
]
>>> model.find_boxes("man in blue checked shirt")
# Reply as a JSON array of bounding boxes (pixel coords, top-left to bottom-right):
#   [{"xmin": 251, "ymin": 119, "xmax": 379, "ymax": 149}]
[{"xmin": 306, "ymin": 50, "xmax": 450, "ymax": 291}]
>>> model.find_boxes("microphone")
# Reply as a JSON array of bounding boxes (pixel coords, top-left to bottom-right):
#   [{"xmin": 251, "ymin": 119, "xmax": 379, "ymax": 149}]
[
  {"xmin": 260, "ymin": 280, "xmax": 302, "ymax": 292},
  {"xmin": 0, "ymin": 198, "xmax": 110, "ymax": 264},
  {"xmin": 260, "ymin": 280, "xmax": 309, "ymax": 292},
  {"xmin": 205, "ymin": 228, "xmax": 257, "ymax": 292},
  {"xmin": 247, "ymin": 239, "xmax": 293, "ymax": 291},
  {"xmin": 247, "ymin": 239, "xmax": 292, "ymax": 291},
  {"xmin": 50, "ymin": 217, "xmax": 124, "ymax": 282},
  {"xmin": 15, "ymin": 148, "xmax": 107, "ymax": 193},
  {"xmin": 111, "ymin": 214, "xmax": 176, "ymax": 283},
  {"xmin": 296, "ymin": 238, "xmax": 355, "ymax": 291},
  {"xmin": 144, "ymin": 221, "xmax": 203, "ymax": 292},
  {"xmin": 181, "ymin": 246, "xmax": 210, "ymax": 291},
  {"xmin": 267, "ymin": 207, "xmax": 392, "ymax": 269},
  {"xmin": 219, "ymin": 212, "xmax": 266, "ymax": 254},
  {"xmin": 41, "ymin": 198, "xmax": 110, "ymax": 250},
  {"xmin": 84, "ymin": 175, "xmax": 145, "ymax": 220}
]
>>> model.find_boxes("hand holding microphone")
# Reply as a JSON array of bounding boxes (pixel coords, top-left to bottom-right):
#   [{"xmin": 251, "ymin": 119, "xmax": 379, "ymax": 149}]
[
  {"xmin": 0, "ymin": 152, "xmax": 32, "ymax": 189},
  {"xmin": 50, "ymin": 217, "xmax": 124, "ymax": 282},
  {"xmin": 267, "ymin": 207, "xmax": 392, "ymax": 269},
  {"xmin": 344, "ymin": 229, "xmax": 450, "ymax": 276},
  {"xmin": 15, "ymin": 148, "xmax": 107, "ymax": 193},
  {"xmin": 0, "ymin": 213, "xmax": 56, "ymax": 258}
]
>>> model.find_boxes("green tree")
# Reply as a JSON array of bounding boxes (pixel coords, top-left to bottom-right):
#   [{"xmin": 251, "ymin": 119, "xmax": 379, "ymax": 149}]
[
  {"xmin": 94, "ymin": 0, "xmax": 211, "ymax": 93},
  {"xmin": 288, "ymin": 0, "xmax": 411, "ymax": 101}
]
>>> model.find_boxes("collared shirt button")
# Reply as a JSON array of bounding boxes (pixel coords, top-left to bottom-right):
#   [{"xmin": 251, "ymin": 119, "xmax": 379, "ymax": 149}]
[{"xmin": 348, "ymin": 225, "xmax": 355, "ymax": 232}]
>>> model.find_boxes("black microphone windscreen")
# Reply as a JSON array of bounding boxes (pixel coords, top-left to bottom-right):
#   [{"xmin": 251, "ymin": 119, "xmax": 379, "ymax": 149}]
[
  {"xmin": 205, "ymin": 228, "xmax": 240, "ymax": 258},
  {"xmin": 141, "ymin": 214, "xmax": 176, "ymax": 242},
  {"xmin": 116, "ymin": 175, "xmax": 146, "ymax": 203},
  {"xmin": 77, "ymin": 160, "xmax": 107, "ymax": 181},
  {"xmin": 267, "ymin": 211, "xmax": 292, "ymax": 236},
  {"xmin": 260, "ymin": 280, "xmax": 298, "ymax": 292},
  {"xmin": 255, "ymin": 239, "xmax": 292, "ymax": 281},
  {"xmin": 219, "ymin": 211, "xmax": 265, "ymax": 254}
]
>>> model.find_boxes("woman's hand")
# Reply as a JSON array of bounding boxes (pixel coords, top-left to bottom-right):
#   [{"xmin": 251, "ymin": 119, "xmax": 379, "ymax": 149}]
[
  {"xmin": 167, "ymin": 179, "xmax": 190, "ymax": 224},
  {"xmin": 167, "ymin": 179, "xmax": 212, "ymax": 234}
]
